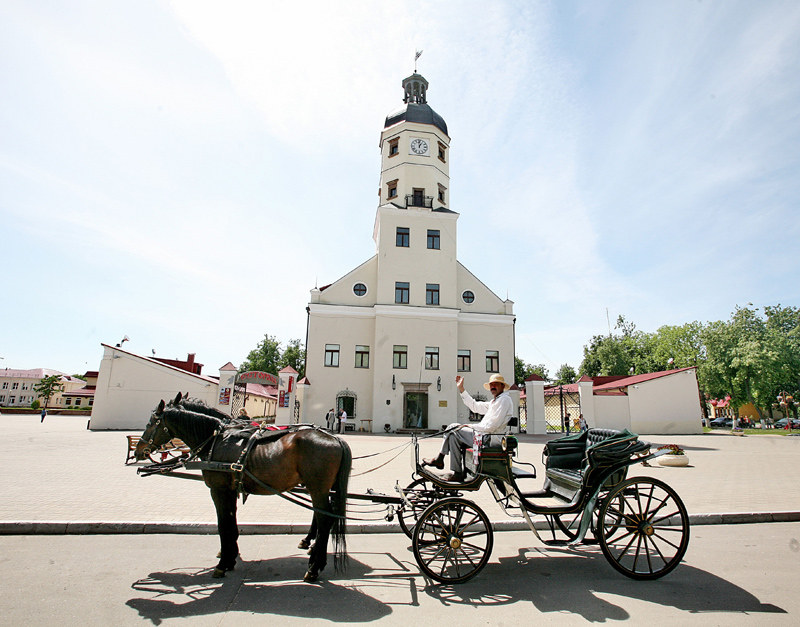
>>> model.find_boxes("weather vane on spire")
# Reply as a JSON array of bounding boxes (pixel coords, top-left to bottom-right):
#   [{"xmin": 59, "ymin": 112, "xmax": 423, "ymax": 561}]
[{"xmin": 414, "ymin": 49, "xmax": 423, "ymax": 73}]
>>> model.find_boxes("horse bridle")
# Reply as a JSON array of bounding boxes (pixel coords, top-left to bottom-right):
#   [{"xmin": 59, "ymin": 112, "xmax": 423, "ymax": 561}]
[{"xmin": 142, "ymin": 411, "xmax": 216, "ymax": 460}]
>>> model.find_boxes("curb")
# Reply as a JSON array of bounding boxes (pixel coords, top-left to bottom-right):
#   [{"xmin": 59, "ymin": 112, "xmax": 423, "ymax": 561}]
[{"xmin": 2, "ymin": 511, "xmax": 799, "ymax": 535}]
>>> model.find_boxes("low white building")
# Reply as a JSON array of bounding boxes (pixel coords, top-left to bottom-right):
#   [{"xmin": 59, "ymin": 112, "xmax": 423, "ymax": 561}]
[
  {"xmin": 89, "ymin": 344, "xmax": 276, "ymax": 430},
  {"xmin": 0, "ymin": 368, "xmax": 86, "ymax": 408},
  {"xmin": 525, "ymin": 368, "xmax": 704, "ymax": 435}
]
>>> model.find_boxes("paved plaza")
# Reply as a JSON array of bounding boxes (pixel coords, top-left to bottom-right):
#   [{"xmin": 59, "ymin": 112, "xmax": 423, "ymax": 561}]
[{"xmin": 1, "ymin": 414, "xmax": 799, "ymax": 531}]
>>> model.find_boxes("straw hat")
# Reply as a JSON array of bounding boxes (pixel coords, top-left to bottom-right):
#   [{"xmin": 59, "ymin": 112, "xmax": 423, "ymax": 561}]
[{"xmin": 483, "ymin": 374, "xmax": 510, "ymax": 391}]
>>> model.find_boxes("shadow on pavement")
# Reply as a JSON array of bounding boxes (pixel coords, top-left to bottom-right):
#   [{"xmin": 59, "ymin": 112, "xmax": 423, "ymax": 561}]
[
  {"xmin": 422, "ymin": 545, "xmax": 785, "ymax": 621},
  {"xmin": 127, "ymin": 556, "xmax": 392, "ymax": 625}
]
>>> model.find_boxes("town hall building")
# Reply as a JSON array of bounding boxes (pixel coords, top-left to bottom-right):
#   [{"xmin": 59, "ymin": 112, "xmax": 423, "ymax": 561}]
[{"xmin": 300, "ymin": 73, "xmax": 516, "ymax": 432}]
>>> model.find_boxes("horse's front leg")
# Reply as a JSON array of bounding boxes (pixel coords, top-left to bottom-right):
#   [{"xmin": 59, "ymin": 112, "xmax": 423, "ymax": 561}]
[{"xmin": 210, "ymin": 486, "xmax": 239, "ymax": 578}]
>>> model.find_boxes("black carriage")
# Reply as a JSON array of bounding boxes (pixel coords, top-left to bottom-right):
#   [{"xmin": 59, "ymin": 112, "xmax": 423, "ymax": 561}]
[{"xmin": 395, "ymin": 428, "xmax": 690, "ymax": 584}]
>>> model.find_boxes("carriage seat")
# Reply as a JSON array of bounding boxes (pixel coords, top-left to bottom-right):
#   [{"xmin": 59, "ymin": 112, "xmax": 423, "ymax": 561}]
[
  {"xmin": 543, "ymin": 429, "xmax": 650, "ymax": 501},
  {"xmin": 464, "ymin": 434, "xmax": 517, "ymax": 479}
]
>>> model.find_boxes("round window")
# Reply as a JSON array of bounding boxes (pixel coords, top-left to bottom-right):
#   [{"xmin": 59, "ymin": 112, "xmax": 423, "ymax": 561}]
[
  {"xmin": 462, "ymin": 290, "xmax": 475, "ymax": 304},
  {"xmin": 353, "ymin": 283, "xmax": 368, "ymax": 297}
]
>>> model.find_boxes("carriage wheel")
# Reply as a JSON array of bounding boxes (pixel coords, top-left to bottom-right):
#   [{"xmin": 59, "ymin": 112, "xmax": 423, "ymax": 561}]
[
  {"xmin": 597, "ymin": 477, "xmax": 689, "ymax": 580},
  {"xmin": 398, "ymin": 478, "xmax": 439, "ymax": 538},
  {"xmin": 413, "ymin": 497, "xmax": 493, "ymax": 584}
]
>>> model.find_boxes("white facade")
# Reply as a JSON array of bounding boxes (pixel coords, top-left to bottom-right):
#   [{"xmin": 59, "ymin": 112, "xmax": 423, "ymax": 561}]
[
  {"xmin": 0, "ymin": 368, "xmax": 85, "ymax": 408},
  {"xmin": 303, "ymin": 73, "xmax": 515, "ymax": 432}
]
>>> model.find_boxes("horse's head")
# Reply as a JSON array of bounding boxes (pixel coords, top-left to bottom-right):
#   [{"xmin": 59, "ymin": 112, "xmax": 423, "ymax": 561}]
[{"xmin": 134, "ymin": 399, "xmax": 172, "ymax": 461}]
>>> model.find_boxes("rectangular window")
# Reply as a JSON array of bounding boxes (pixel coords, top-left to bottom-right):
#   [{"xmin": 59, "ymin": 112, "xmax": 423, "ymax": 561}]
[
  {"xmin": 425, "ymin": 347, "xmax": 439, "ymax": 370},
  {"xmin": 22, "ymin": 384, "xmax": 28, "ymax": 390},
  {"xmin": 12, "ymin": 383, "xmax": 18, "ymax": 390},
  {"xmin": 426, "ymin": 283, "xmax": 439, "ymax": 306},
  {"xmin": 438, "ymin": 184, "xmax": 446, "ymax": 204},
  {"xmin": 395, "ymin": 281, "xmax": 409, "ymax": 304},
  {"xmin": 355, "ymin": 345, "xmax": 370, "ymax": 368},
  {"xmin": 457, "ymin": 350, "xmax": 471, "ymax": 372},
  {"xmin": 393, "ymin": 345, "xmax": 408, "ymax": 369},
  {"xmin": 389, "ymin": 138, "xmax": 399, "ymax": 156},
  {"xmin": 396, "ymin": 226, "xmax": 409, "ymax": 247},
  {"xmin": 1, "ymin": 382, "xmax": 7, "ymax": 389},
  {"xmin": 324, "ymin": 344, "xmax": 340, "ymax": 367},
  {"xmin": 9, "ymin": 396, "xmax": 15, "ymax": 404},
  {"xmin": 0, "ymin": 395, "xmax": 4, "ymax": 403},
  {"xmin": 88, "ymin": 398, "xmax": 94, "ymax": 406},
  {"xmin": 427, "ymin": 229, "xmax": 440, "ymax": 249},
  {"xmin": 74, "ymin": 398, "xmax": 81, "ymax": 406},
  {"xmin": 438, "ymin": 142, "xmax": 447, "ymax": 162},
  {"xmin": 387, "ymin": 179, "xmax": 398, "ymax": 199},
  {"xmin": 486, "ymin": 350, "xmax": 499, "ymax": 373}
]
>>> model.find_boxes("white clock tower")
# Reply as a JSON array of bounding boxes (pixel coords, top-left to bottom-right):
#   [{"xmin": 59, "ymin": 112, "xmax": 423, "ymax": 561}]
[{"xmin": 303, "ymin": 72, "xmax": 515, "ymax": 433}]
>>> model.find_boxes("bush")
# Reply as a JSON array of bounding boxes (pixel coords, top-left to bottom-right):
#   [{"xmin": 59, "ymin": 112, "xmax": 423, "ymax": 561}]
[{"xmin": 30, "ymin": 400, "xmax": 40, "ymax": 410}]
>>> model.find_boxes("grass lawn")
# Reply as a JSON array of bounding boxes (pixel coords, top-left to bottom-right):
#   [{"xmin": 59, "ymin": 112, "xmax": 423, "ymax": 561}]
[{"xmin": 703, "ymin": 426, "xmax": 798, "ymax": 436}]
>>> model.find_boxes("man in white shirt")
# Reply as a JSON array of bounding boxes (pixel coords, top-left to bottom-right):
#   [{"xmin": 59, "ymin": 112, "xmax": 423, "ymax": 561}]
[{"xmin": 423, "ymin": 373, "xmax": 514, "ymax": 482}]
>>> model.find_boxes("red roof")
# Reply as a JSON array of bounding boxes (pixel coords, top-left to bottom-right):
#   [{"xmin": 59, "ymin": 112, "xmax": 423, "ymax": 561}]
[
  {"xmin": 279, "ymin": 366, "xmax": 298, "ymax": 374},
  {"xmin": 592, "ymin": 367, "xmax": 696, "ymax": 392},
  {"xmin": 524, "ymin": 373, "xmax": 546, "ymax": 382}
]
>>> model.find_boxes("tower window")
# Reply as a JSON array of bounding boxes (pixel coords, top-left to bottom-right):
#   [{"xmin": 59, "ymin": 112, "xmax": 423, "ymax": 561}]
[
  {"xmin": 458, "ymin": 350, "xmax": 471, "ymax": 372},
  {"xmin": 426, "ymin": 283, "xmax": 439, "ymax": 306},
  {"xmin": 427, "ymin": 230, "xmax": 440, "ymax": 250},
  {"xmin": 393, "ymin": 345, "xmax": 408, "ymax": 369},
  {"xmin": 396, "ymin": 227, "xmax": 409, "ymax": 247},
  {"xmin": 425, "ymin": 347, "xmax": 439, "ymax": 370},
  {"xmin": 395, "ymin": 281, "xmax": 409, "ymax": 304},
  {"xmin": 438, "ymin": 184, "xmax": 447, "ymax": 204},
  {"xmin": 387, "ymin": 179, "xmax": 398, "ymax": 199},
  {"xmin": 438, "ymin": 142, "xmax": 447, "ymax": 162},
  {"xmin": 486, "ymin": 350, "xmax": 499, "ymax": 373},
  {"xmin": 389, "ymin": 138, "xmax": 399, "ymax": 157},
  {"xmin": 355, "ymin": 345, "xmax": 370, "ymax": 368},
  {"xmin": 325, "ymin": 344, "xmax": 340, "ymax": 367}
]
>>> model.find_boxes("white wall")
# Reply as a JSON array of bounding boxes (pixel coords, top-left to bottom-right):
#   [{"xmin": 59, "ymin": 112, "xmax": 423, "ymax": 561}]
[
  {"xmin": 629, "ymin": 369, "xmax": 703, "ymax": 434},
  {"xmin": 90, "ymin": 345, "xmax": 218, "ymax": 430},
  {"xmin": 592, "ymin": 395, "xmax": 632, "ymax": 432}
]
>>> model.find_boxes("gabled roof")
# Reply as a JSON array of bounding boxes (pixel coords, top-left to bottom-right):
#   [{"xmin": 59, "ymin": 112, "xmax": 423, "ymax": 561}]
[
  {"xmin": 219, "ymin": 362, "xmax": 237, "ymax": 371},
  {"xmin": 592, "ymin": 367, "xmax": 696, "ymax": 391},
  {"xmin": 101, "ymin": 344, "xmax": 219, "ymax": 384}
]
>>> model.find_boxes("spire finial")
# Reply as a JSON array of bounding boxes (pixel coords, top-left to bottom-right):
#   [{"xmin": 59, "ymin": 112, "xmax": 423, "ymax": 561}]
[{"xmin": 414, "ymin": 49, "xmax": 423, "ymax": 73}]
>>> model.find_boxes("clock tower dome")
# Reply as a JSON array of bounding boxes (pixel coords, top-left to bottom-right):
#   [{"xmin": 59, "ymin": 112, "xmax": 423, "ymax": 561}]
[{"xmin": 378, "ymin": 73, "xmax": 450, "ymax": 212}]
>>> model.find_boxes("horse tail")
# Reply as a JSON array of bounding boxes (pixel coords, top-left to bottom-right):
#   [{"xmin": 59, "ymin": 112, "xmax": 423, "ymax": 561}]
[{"xmin": 331, "ymin": 438, "xmax": 352, "ymax": 573}]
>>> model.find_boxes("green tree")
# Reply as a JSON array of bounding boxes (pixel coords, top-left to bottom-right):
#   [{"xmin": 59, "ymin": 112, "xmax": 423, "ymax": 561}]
[
  {"xmin": 515, "ymin": 356, "xmax": 549, "ymax": 385},
  {"xmin": 239, "ymin": 334, "xmax": 282, "ymax": 375},
  {"xmin": 554, "ymin": 364, "xmax": 577, "ymax": 385},
  {"xmin": 279, "ymin": 338, "xmax": 306, "ymax": 379},
  {"xmin": 33, "ymin": 375, "xmax": 64, "ymax": 410}
]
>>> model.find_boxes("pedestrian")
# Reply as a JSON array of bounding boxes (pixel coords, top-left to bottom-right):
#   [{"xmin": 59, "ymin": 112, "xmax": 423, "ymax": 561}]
[
  {"xmin": 325, "ymin": 408, "xmax": 335, "ymax": 431},
  {"xmin": 338, "ymin": 408, "xmax": 347, "ymax": 433},
  {"xmin": 40, "ymin": 407, "xmax": 47, "ymax": 423},
  {"xmin": 579, "ymin": 413, "xmax": 587, "ymax": 432}
]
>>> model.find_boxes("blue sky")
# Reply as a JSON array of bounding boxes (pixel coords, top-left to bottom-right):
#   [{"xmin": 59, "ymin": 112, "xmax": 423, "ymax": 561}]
[{"xmin": 2, "ymin": 0, "xmax": 798, "ymax": 378}]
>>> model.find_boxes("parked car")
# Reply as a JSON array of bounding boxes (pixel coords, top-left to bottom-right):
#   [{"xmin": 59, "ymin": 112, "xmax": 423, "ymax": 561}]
[
  {"xmin": 773, "ymin": 418, "xmax": 800, "ymax": 429},
  {"xmin": 709, "ymin": 417, "xmax": 732, "ymax": 428}
]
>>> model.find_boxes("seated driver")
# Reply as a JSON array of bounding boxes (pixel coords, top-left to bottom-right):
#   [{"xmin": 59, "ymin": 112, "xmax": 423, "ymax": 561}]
[{"xmin": 423, "ymin": 374, "xmax": 513, "ymax": 482}]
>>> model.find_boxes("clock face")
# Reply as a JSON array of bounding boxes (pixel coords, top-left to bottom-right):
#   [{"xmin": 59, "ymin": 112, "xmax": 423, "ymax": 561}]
[{"xmin": 410, "ymin": 138, "xmax": 429, "ymax": 155}]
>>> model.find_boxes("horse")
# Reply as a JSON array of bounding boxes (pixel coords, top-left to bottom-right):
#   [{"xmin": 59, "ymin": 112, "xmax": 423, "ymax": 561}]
[{"xmin": 135, "ymin": 393, "xmax": 351, "ymax": 582}]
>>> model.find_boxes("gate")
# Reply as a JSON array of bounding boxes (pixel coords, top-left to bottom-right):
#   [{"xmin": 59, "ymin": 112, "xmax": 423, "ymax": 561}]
[
  {"xmin": 544, "ymin": 385, "xmax": 581, "ymax": 434},
  {"xmin": 230, "ymin": 374, "xmax": 248, "ymax": 419}
]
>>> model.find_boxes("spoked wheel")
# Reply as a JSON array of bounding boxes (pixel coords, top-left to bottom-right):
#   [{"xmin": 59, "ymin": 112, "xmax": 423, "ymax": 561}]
[
  {"xmin": 399, "ymin": 478, "xmax": 441, "ymax": 538},
  {"xmin": 551, "ymin": 491, "xmax": 625, "ymax": 543},
  {"xmin": 412, "ymin": 497, "xmax": 493, "ymax": 584},
  {"xmin": 597, "ymin": 477, "xmax": 690, "ymax": 580}
]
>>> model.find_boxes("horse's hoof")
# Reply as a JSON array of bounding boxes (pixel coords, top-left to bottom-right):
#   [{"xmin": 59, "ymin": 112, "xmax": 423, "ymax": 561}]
[
  {"xmin": 298, "ymin": 539, "xmax": 310, "ymax": 550},
  {"xmin": 212, "ymin": 568, "xmax": 226, "ymax": 578},
  {"xmin": 303, "ymin": 570, "xmax": 319, "ymax": 583},
  {"xmin": 307, "ymin": 545, "xmax": 315, "ymax": 556}
]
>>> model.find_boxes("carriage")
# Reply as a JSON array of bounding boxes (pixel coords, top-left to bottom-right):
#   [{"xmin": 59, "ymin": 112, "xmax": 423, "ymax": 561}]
[
  {"xmin": 134, "ymin": 395, "xmax": 690, "ymax": 585},
  {"xmin": 395, "ymin": 427, "xmax": 689, "ymax": 583}
]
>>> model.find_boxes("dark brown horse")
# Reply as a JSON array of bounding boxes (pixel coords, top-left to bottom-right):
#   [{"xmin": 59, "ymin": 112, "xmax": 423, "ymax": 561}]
[{"xmin": 135, "ymin": 394, "xmax": 351, "ymax": 582}]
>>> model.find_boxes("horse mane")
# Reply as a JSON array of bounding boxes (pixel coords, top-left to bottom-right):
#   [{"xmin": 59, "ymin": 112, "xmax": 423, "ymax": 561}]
[
  {"xmin": 163, "ymin": 406, "xmax": 224, "ymax": 448},
  {"xmin": 176, "ymin": 396, "xmax": 233, "ymax": 422}
]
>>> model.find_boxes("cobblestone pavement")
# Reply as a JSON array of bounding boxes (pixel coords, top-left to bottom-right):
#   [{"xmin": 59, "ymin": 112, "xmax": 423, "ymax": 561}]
[{"xmin": 1, "ymin": 414, "xmax": 799, "ymax": 529}]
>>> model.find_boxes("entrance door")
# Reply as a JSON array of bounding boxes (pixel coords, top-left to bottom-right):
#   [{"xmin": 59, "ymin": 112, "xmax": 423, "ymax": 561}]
[{"xmin": 404, "ymin": 392, "xmax": 428, "ymax": 429}]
